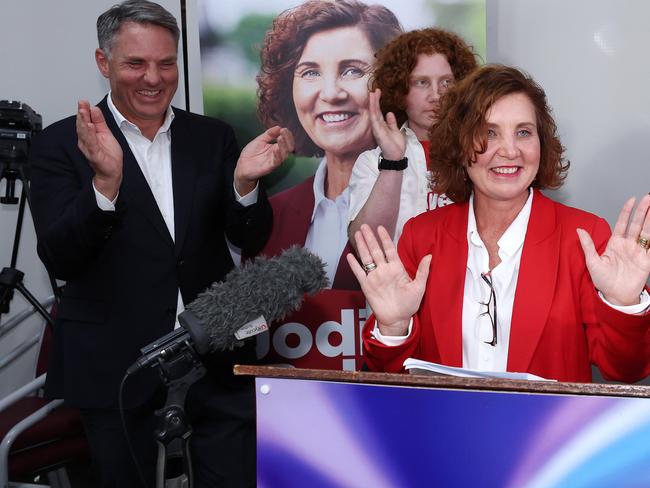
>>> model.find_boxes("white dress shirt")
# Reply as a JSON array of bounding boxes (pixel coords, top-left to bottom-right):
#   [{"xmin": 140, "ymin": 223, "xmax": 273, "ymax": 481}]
[
  {"xmin": 462, "ymin": 191, "xmax": 533, "ymax": 370},
  {"xmin": 304, "ymin": 158, "xmax": 350, "ymax": 287}
]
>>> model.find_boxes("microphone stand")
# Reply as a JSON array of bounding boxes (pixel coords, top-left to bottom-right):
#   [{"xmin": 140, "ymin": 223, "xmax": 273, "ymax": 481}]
[{"xmin": 153, "ymin": 345, "xmax": 206, "ymax": 488}]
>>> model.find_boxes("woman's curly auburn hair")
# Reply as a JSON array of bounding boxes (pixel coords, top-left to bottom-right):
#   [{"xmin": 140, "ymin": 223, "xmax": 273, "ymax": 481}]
[
  {"xmin": 370, "ymin": 27, "xmax": 478, "ymax": 127},
  {"xmin": 257, "ymin": 0, "xmax": 402, "ymax": 157},
  {"xmin": 429, "ymin": 64, "xmax": 569, "ymax": 203}
]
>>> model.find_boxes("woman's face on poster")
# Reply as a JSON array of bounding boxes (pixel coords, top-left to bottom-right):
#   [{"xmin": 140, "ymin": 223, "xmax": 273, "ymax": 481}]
[{"xmin": 292, "ymin": 26, "xmax": 375, "ymax": 159}]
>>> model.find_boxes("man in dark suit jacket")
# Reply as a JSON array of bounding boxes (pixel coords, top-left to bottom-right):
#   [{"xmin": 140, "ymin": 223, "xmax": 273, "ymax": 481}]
[{"xmin": 28, "ymin": 1, "xmax": 293, "ymax": 487}]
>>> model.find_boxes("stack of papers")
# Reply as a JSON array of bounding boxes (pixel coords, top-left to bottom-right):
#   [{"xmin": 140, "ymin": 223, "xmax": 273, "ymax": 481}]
[{"xmin": 403, "ymin": 358, "xmax": 554, "ymax": 381}]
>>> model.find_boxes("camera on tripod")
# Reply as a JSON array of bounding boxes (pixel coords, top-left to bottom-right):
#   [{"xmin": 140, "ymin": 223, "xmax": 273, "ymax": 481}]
[
  {"xmin": 0, "ymin": 100, "xmax": 42, "ymax": 204},
  {"xmin": 0, "ymin": 100, "xmax": 50, "ymax": 316}
]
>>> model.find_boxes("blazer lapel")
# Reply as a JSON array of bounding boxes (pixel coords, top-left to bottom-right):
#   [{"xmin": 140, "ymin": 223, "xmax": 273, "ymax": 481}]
[
  {"xmin": 277, "ymin": 177, "xmax": 315, "ymax": 248},
  {"xmin": 430, "ymin": 203, "xmax": 468, "ymax": 367},
  {"xmin": 291, "ymin": 177, "xmax": 316, "ymax": 246},
  {"xmin": 507, "ymin": 191, "xmax": 560, "ymax": 372},
  {"xmin": 168, "ymin": 110, "xmax": 197, "ymax": 256},
  {"xmin": 99, "ymin": 98, "xmax": 174, "ymax": 248}
]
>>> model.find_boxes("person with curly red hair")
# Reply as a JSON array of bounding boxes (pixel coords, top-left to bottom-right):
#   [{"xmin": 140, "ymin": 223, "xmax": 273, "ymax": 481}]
[
  {"xmin": 348, "ymin": 65, "xmax": 650, "ymax": 383},
  {"xmin": 348, "ymin": 27, "xmax": 478, "ymax": 244}
]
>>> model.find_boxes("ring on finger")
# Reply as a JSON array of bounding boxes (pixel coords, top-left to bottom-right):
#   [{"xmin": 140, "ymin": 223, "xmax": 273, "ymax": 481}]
[
  {"xmin": 362, "ymin": 262, "xmax": 377, "ymax": 274},
  {"xmin": 637, "ymin": 236, "xmax": 650, "ymax": 250}
]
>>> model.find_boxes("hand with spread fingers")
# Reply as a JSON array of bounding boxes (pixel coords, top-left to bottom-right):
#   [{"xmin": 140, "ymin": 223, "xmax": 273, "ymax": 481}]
[
  {"xmin": 346, "ymin": 224, "xmax": 431, "ymax": 335},
  {"xmin": 76, "ymin": 100, "xmax": 123, "ymax": 201},
  {"xmin": 369, "ymin": 89, "xmax": 406, "ymax": 161},
  {"xmin": 235, "ymin": 125, "xmax": 295, "ymax": 197},
  {"xmin": 577, "ymin": 193, "xmax": 650, "ymax": 306}
]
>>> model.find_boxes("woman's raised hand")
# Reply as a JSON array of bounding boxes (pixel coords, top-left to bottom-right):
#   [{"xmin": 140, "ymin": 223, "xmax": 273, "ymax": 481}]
[
  {"xmin": 346, "ymin": 224, "xmax": 431, "ymax": 335},
  {"xmin": 577, "ymin": 194, "xmax": 650, "ymax": 306},
  {"xmin": 369, "ymin": 89, "xmax": 406, "ymax": 161}
]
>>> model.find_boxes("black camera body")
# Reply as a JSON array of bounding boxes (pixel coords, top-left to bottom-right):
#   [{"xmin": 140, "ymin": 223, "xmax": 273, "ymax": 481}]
[
  {"xmin": 0, "ymin": 100, "xmax": 42, "ymax": 204},
  {"xmin": 0, "ymin": 100, "xmax": 42, "ymax": 165}
]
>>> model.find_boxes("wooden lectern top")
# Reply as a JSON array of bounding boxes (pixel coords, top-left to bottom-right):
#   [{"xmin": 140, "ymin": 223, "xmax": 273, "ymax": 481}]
[{"xmin": 234, "ymin": 364, "xmax": 650, "ymax": 398}]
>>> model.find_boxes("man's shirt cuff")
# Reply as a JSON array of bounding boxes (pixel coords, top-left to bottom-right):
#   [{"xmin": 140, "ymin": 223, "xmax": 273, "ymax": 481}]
[
  {"xmin": 93, "ymin": 181, "xmax": 118, "ymax": 211},
  {"xmin": 234, "ymin": 182, "xmax": 259, "ymax": 207}
]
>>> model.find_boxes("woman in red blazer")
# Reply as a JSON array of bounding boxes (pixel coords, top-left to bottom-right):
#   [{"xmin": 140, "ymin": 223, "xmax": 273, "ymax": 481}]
[{"xmin": 348, "ymin": 65, "xmax": 650, "ymax": 383}]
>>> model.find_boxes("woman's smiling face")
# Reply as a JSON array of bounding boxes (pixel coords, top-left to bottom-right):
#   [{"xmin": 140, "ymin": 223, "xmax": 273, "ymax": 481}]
[
  {"xmin": 292, "ymin": 26, "xmax": 376, "ymax": 160},
  {"xmin": 467, "ymin": 92, "xmax": 541, "ymax": 208}
]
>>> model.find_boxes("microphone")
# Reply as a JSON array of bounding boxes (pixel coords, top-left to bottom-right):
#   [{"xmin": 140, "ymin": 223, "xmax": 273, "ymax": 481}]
[{"xmin": 126, "ymin": 247, "xmax": 328, "ymax": 374}]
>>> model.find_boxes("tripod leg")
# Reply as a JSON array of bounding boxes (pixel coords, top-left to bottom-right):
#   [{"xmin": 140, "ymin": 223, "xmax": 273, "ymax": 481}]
[
  {"xmin": 156, "ymin": 437, "xmax": 191, "ymax": 488},
  {"xmin": 15, "ymin": 281, "xmax": 54, "ymax": 326},
  {"xmin": 180, "ymin": 436, "xmax": 193, "ymax": 488},
  {"xmin": 0, "ymin": 268, "xmax": 21, "ymax": 315},
  {"xmin": 7, "ymin": 184, "xmax": 27, "ymax": 268},
  {"xmin": 0, "ymin": 173, "xmax": 61, "ymax": 317},
  {"xmin": 156, "ymin": 440, "xmax": 167, "ymax": 488},
  {"xmin": 0, "ymin": 283, "xmax": 14, "ymax": 315}
]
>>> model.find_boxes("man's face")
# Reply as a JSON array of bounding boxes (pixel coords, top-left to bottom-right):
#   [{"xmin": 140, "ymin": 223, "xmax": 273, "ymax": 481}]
[{"xmin": 96, "ymin": 22, "xmax": 178, "ymax": 133}]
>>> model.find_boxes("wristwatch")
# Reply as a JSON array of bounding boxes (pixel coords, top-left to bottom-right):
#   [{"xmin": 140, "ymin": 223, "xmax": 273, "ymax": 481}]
[{"xmin": 378, "ymin": 155, "xmax": 408, "ymax": 171}]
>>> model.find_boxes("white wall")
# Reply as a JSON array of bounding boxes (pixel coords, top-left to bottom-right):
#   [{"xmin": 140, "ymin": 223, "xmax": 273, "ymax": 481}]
[
  {"xmin": 487, "ymin": 0, "xmax": 649, "ymax": 228},
  {"xmin": 0, "ymin": 0, "xmax": 202, "ymax": 398},
  {"xmin": 487, "ymin": 0, "xmax": 650, "ymax": 383}
]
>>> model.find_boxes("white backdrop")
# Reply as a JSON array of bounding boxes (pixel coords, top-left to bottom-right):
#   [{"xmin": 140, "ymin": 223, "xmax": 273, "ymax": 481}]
[
  {"xmin": 487, "ymin": 0, "xmax": 649, "ymax": 228},
  {"xmin": 487, "ymin": 0, "xmax": 650, "ymax": 383}
]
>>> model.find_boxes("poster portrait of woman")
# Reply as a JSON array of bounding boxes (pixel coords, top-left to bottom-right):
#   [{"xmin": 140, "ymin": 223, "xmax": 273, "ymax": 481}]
[{"xmin": 199, "ymin": 0, "xmax": 486, "ymax": 370}]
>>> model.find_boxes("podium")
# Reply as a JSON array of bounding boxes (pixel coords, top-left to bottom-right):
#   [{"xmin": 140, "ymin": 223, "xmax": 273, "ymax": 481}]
[{"xmin": 235, "ymin": 365, "xmax": 650, "ymax": 488}]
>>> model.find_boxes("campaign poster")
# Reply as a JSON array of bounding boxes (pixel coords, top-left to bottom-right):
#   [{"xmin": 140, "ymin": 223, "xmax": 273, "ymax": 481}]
[{"xmin": 199, "ymin": 0, "xmax": 486, "ymax": 370}]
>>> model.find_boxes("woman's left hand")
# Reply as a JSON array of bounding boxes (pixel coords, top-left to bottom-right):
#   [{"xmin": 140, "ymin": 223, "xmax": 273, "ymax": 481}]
[{"xmin": 577, "ymin": 194, "xmax": 650, "ymax": 306}]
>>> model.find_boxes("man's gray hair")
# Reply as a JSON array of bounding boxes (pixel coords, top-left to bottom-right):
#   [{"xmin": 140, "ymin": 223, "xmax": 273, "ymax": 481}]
[{"xmin": 97, "ymin": 0, "xmax": 180, "ymax": 56}]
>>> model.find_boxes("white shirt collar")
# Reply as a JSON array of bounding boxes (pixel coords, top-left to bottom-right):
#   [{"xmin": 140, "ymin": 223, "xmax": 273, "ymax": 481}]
[
  {"xmin": 400, "ymin": 121, "xmax": 419, "ymax": 143},
  {"xmin": 106, "ymin": 90, "xmax": 174, "ymax": 136},
  {"xmin": 467, "ymin": 188, "xmax": 534, "ymax": 257},
  {"xmin": 310, "ymin": 158, "xmax": 350, "ymax": 223}
]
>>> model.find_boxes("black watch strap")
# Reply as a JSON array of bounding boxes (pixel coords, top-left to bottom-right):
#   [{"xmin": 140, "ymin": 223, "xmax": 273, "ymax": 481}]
[{"xmin": 378, "ymin": 155, "xmax": 408, "ymax": 171}]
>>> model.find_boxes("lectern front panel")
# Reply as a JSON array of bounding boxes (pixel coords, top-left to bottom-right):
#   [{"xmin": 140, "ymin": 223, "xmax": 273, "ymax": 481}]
[{"xmin": 256, "ymin": 377, "xmax": 650, "ymax": 487}]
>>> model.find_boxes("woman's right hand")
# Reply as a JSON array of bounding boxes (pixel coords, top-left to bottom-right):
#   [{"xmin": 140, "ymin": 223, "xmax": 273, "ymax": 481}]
[
  {"xmin": 369, "ymin": 89, "xmax": 406, "ymax": 161},
  {"xmin": 347, "ymin": 224, "xmax": 431, "ymax": 335}
]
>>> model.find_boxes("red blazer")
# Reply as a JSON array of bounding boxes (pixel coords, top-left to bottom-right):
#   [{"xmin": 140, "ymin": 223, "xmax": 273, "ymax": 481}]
[
  {"xmin": 363, "ymin": 191, "xmax": 650, "ymax": 383},
  {"xmin": 260, "ymin": 176, "xmax": 360, "ymax": 290}
]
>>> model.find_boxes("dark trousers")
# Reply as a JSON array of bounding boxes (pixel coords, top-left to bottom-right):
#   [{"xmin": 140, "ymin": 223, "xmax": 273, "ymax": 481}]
[{"xmin": 80, "ymin": 375, "xmax": 256, "ymax": 488}]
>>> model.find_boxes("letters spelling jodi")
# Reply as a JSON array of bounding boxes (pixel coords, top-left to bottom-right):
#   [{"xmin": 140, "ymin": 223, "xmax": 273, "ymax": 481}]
[{"xmin": 257, "ymin": 295, "xmax": 368, "ymax": 371}]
